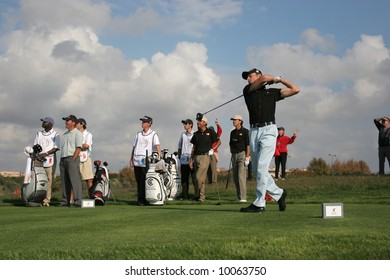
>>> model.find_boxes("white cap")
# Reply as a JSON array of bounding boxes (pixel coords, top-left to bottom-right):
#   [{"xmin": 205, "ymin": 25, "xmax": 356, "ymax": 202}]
[{"xmin": 230, "ymin": 114, "xmax": 243, "ymax": 121}]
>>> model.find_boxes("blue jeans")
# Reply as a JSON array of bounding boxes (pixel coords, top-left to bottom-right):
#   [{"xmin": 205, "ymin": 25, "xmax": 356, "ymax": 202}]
[{"xmin": 250, "ymin": 124, "xmax": 283, "ymax": 207}]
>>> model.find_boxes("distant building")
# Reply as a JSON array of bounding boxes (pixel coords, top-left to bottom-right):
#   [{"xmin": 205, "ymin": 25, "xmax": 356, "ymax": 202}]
[{"xmin": 0, "ymin": 171, "xmax": 23, "ymax": 177}]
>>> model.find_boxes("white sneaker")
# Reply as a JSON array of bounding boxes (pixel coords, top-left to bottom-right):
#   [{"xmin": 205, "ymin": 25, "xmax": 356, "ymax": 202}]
[
  {"xmin": 42, "ymin": 202, "xmax": 50, "ymax": 207},
  {"xmin": 239, "ymin": 200, "xmax": 247, "ymax": 203}
]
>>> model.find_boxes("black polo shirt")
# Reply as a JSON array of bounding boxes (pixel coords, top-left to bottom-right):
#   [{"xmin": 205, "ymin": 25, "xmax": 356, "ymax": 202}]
[
  {"xmin": 243, "ymin": 84, "xmax": 284, "ymax": 125},
  {"xmin": 190, "ymin": 128, "xmax": 218, "ymax": 154},
  {"xmin": 229, "ymin": 127, "xmax": 250, "ymax": 153}
]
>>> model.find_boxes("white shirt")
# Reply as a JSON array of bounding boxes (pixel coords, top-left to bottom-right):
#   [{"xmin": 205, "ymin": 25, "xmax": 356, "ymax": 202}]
[
  {"xmin": 82, "ymin": 130, "xmax": 93, "ymax": 154},
  {"xmin": 34, "ymin": 128, "xmax": 60, "ymax": 167},
  {"xmin": 178, "ymin": 130, "xmax": 194, "ymax": 164}
]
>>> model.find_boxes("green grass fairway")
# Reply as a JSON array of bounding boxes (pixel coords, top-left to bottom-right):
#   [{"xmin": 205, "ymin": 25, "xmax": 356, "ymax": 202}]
[{"xmin": 1, "ymin": 175, "xmax": 390, "ymax": 260}]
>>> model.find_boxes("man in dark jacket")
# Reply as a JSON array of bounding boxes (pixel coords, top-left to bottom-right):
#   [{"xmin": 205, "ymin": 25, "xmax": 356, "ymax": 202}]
[{"xmin": 374, "ymin": 116, "xmax": 390, "ymax": 175}]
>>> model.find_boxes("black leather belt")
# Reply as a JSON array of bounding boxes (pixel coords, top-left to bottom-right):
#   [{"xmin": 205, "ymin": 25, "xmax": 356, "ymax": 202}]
[{"xmin": 250, "ymin": 121, "xmax": 275, "ymax": 128}]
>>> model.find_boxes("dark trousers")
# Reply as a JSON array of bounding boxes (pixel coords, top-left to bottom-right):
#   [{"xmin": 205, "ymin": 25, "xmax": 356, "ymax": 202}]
[
  {"xmin": 181, "ymin": 164, "xmax": 195, "ymax": 199},
  {"xmin": 275, "ymin": 152, "xmax": 288, "ymax": 179},
  {"xmin": 378, "ymin": 146, "xmax": 390, "ymax": 175},
  {"xmin": 134, "ymin": 166, "xmax": 147, "ymax": 204}
]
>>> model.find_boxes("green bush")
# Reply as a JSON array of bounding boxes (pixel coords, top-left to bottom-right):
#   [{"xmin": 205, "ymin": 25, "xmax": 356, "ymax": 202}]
[{"xmin": 307, "ymin": 157, "xmax": 329, "ymax": 175}]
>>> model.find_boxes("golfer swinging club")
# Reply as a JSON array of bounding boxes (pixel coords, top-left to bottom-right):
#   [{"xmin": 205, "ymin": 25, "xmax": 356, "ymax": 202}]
[{"xmin": 240, "ymin": 68, "xmax": 300, "ymax": 213}]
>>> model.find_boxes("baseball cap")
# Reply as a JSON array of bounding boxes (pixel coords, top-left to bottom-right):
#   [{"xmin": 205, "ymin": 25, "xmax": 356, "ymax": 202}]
[
  {"xmin": 140, "ymin": 115, "xmax": 153, "ymax": 124},
  {"xmin": 382, "ymin": 117, "xmax": 390, "ymax": 122},
  {"xmin": 77, "ymin": 118, "xmax": 87, "ymax": 125},
  {"xmin": 242, "ymin": 68, "xmax": 262, "ymax": 80},
  {"xmin": 230, "ymin": 114, "xmax": 243, "ymax": 121},
  {"xmin": 181, "ymin": 119, "xmax": 193, "ymax": 125},
  {"xmin": 277, "ymin": 127, "xmax": 285, "ymax": 131},
  {"xmin": 201, "ymin": 116, "xmax": 208, "ymax": 124},
  {"xmin": 62, "ymin": 115, "xmax": 77, "ymax": 122},
  {"xmin": 40, "ymin": 117, "xmax": 54, "ymax": 125}
]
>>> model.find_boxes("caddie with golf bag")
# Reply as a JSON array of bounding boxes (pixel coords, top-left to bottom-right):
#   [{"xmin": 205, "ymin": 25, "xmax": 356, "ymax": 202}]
[
  {"xmin": 130, "ymin": 115, "xmax": 161, "ymax": 206},
  {"xmin": 21, "ymin": 144, "xmax": 49, "ymax": 206},
  {"xmin": 89, "ymin": 160, "xmax": 111, "ymax": 205}
]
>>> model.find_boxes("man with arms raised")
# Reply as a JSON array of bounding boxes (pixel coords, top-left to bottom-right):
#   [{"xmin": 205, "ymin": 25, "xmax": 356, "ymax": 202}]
[{"xmin": 240, "ymin": 68, "xmax": 300, "ymax": 213}]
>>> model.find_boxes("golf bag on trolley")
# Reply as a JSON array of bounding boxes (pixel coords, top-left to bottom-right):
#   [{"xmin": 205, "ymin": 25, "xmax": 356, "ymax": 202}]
[
  {"xmin": 89, "ymin": 160, "xmax": 110, "ymax": 205},
  {"xmin": 21, "ymin": 144, "xmax": 48, "ymax": 206}
]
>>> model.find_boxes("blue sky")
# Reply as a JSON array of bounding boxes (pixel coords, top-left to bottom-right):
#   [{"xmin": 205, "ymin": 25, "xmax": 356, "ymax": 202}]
[{"xmin": 1, "ymin": 0, "xmax": 390, "ymax": 174}]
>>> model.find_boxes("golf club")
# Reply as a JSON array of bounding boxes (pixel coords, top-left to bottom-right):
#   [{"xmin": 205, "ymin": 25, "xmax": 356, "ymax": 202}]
[{"xmin": 196, "ymin": 82, "xmax": 270, "ymax": 120}]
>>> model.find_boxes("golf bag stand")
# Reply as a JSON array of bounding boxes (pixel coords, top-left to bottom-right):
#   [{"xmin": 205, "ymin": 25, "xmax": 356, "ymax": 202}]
[
  {"xmin": 145, "ymin": 152, "xmax": 167, "ymax": 205},
  {"xmin": 21, "ymin": 144, "xmax": 48, "ymax": 207},
  {"xmin": 89, "ymin": 160, "xmax": 111, "ymax": 206}
]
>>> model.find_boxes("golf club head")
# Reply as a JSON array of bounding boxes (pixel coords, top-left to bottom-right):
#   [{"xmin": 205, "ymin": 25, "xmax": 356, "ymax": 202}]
[{"xmin": 196, "ymin": 112, "xmax": 203, "ymax": 121}]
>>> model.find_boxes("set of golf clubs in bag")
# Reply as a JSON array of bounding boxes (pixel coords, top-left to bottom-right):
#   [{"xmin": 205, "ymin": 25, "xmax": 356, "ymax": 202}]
[{"xmin": 21, "ymin": 144, "xmax": 111, "ymax": 206}]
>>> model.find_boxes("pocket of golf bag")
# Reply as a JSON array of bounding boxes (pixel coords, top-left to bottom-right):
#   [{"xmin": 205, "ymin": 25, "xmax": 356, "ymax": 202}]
[
  {"xmin": 89, "ymin": 178, "xmax": 109, "ymax": 205},
  {"xmin": 145, "ymin": 174, "xmax": 165, "ymax": 202}
]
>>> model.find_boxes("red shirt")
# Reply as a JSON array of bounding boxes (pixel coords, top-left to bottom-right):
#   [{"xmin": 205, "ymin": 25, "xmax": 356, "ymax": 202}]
[
  {"xmin": 275, "ymin": 135, "xmax": 296, "ymax": 156},
  {"xmin": 212, "ymin": 124, "xmax": 222, "ymax": 152}
]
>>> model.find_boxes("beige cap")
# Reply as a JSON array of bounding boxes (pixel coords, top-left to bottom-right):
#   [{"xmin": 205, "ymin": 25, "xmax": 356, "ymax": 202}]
[
  {"xmin": 201, "ymin": 116, "xmax": 208, "ymax": 124},
  {"xmin": 230, "ymin": 114, "xmax": 243, "ymax": 121}
]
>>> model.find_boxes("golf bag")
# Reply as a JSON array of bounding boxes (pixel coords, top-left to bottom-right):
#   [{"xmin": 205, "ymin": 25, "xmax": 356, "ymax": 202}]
[
  {"xmin": 89, "ymin": 160, "xmax": 110, "ymax": 206},
  {"xmin": 161, "ymin": 150, "xmax": 182, "ymax": 200},
  {"xmin": 21, "ymin": 144, "xmax": 48, "ymax": 206},
  {"xmin": 145, "ymin": 152, "xmax": 166, "ymax": 205}
]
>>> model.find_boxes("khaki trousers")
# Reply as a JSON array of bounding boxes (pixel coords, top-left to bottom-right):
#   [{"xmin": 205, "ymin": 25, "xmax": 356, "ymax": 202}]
[
  {"xmin": 194, "ymin": 155, "xmax": 210, "ymax": 201},
  {"xmin": 232, "ymin": 151, "xmax": 247, "ymax": 201}
]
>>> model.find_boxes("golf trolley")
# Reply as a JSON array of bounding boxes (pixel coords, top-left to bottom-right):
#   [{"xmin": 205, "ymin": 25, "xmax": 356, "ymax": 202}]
[
  {"xmin": 21, "ymin": 144, "xmax": 48, "ymax": 206},
  {"xmin": 89, "ymin": 160, "xmax": 111, "ymax": 206},
  {"xmin": 145, "ymin": 149, "xmax": 181, "ymax": 205}
]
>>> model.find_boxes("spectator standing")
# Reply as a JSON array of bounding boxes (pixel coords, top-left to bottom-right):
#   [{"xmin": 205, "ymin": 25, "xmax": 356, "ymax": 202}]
[
  {"xmin": 189, "ymin": 115, "xmax": 218, "ymax": 202},
  {"xmin": 207, "ymin": 119, "xmax": 222, "ymax": 183},
  {"xmin": 76, "ymin": 118, "xmax": 94, "ymax": 190},
  {"xmin": 178, "ymin": 118, "xmax": 196, "ymax": 199},
  {"xmin": 274, "ymin": 127, "xmax": 297, "ymax": 180},
  {"xmin": 374, "ymin": 116, "xmax": 390, "ymax": 175},
  {"xmin": 34, "ymin": 117, "xmax": 60, "ymax": 207},
  {"xmin": 130, "ymin": 116, "xmax": 161, "ymax": 205},
  {"xmin": 58, "ymin": 115, "xmax": 83, "ymax": 207},
  {"xmin": 229, "ymin": 114, "xmax": 250, "ymax": 203}
]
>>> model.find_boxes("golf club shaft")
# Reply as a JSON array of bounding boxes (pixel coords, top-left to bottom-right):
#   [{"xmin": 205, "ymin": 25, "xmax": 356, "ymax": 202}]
[
  {"xmin": 225, "ymin": 154, "xmax": 233, "ymax": 189},
  {"xmin": 202, "ymin": 82, "xmax": 269, "ymax": 115},
  {"xmin": 203, "ymin": 94, "xmax": 243, "ymax": 115}
]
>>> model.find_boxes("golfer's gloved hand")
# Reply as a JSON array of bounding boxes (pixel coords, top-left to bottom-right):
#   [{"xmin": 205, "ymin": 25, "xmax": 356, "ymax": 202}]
[
  {"xmin": 208, "ymin": 149, "xmax": 214, "ymax": 156},
  {"xmin": 244, "ymin": 157, "xmax": 251, "ymax": 166}
]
